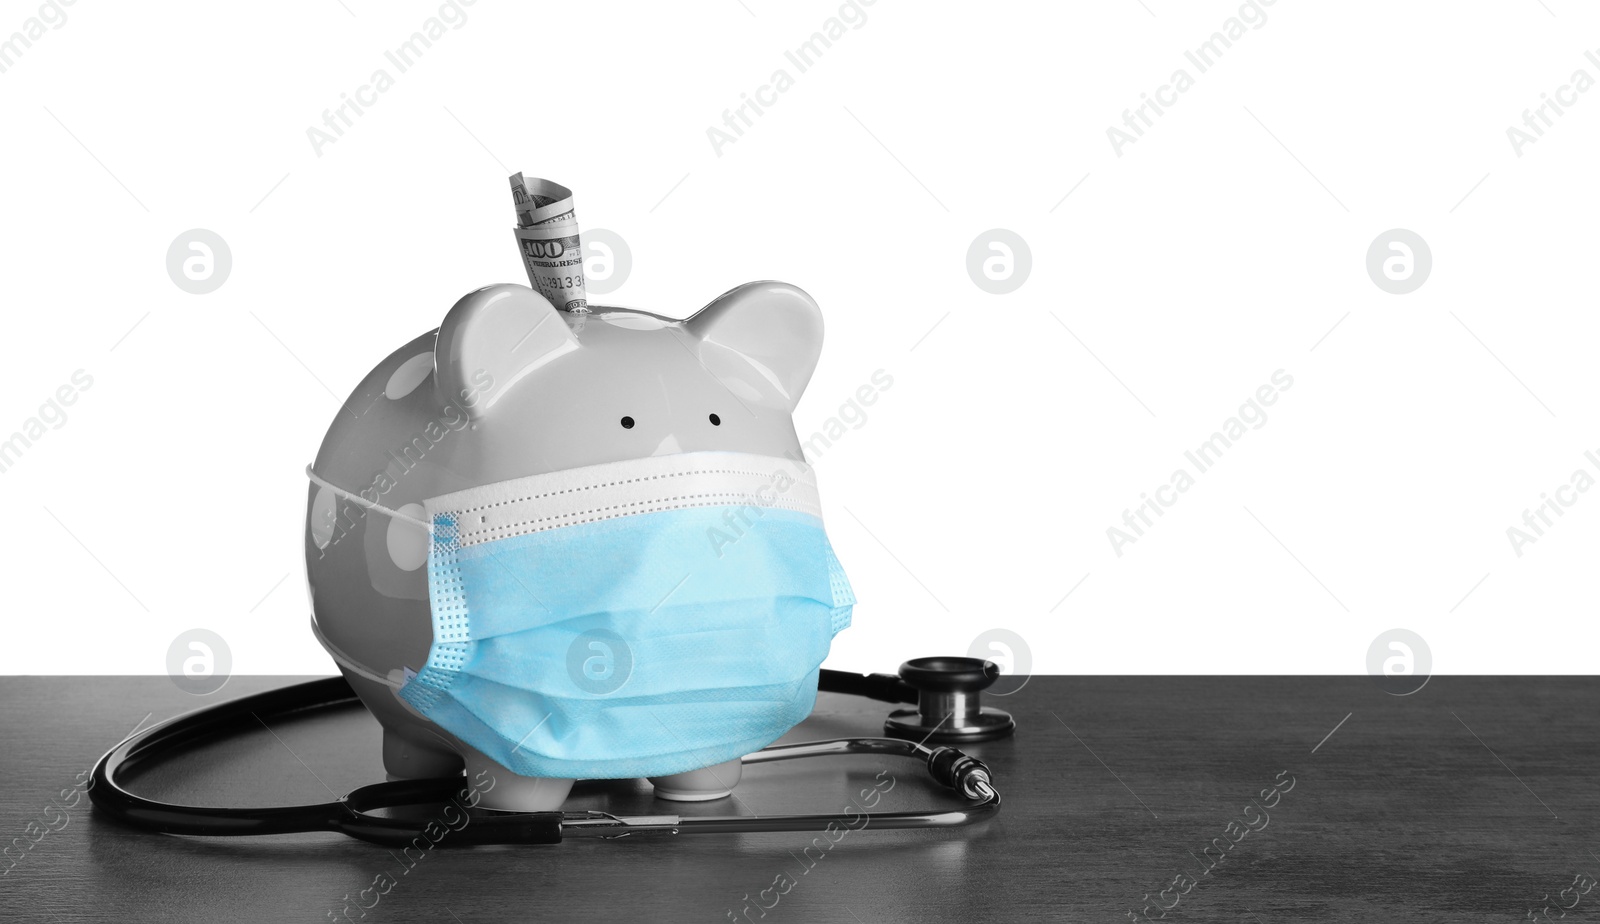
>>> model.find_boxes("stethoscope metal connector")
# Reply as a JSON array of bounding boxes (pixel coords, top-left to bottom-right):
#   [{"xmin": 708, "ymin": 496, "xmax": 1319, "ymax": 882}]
[{"xmin": 884, "ymin": 656, "xmax": 1016, "ymax": 744}]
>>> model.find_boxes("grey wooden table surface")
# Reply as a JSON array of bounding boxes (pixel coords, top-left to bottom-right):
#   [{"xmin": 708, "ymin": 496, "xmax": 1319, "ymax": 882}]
[{"xmin": 1, "ymin": 675, "xmax": 1595, "ymax": 923}]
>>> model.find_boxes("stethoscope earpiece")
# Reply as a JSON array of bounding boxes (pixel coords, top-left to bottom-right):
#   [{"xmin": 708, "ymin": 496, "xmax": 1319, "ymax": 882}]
[{"xmin": 884, "ymin": 656, "xmax": 1017, "ymax": 744}]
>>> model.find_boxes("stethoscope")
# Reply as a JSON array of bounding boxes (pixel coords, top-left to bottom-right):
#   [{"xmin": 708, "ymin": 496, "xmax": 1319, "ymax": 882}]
[{"xmin": 89, "ymin": 657, "xmax": 1016, "ymax": 847}]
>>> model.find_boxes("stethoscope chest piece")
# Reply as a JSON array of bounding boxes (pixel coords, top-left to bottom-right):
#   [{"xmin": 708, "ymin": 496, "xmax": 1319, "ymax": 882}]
[{"xmin": 884, "ymin": 656, "xmax": 1016, "ymax": 744}]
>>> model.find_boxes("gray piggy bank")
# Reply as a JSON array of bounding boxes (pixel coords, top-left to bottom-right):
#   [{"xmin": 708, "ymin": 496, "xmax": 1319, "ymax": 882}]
[{"xmin": 305, "ymin": 280, "xmax": 827, "ymax": 811}]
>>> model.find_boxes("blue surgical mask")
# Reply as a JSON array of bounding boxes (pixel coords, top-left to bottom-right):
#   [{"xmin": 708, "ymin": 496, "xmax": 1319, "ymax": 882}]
[{"xmin": 307, "ymin": 451, "xmax": 853, "ymax": 781}]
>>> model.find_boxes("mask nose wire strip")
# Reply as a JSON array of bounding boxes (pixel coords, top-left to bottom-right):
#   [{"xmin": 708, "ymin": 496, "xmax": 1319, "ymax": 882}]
[{"xmin": 305, "ymin": 464, "xmax": 435, "ymax": 532}]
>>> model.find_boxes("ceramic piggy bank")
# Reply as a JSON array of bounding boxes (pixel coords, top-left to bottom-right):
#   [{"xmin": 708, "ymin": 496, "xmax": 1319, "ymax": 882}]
[{"xmin": 305, "ymin": 280, "xmax": 849, "ymax": 811}]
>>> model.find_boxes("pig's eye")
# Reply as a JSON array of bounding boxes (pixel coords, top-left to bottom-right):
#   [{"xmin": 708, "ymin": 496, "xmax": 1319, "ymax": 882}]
[
  {"xmin": 620, "ymin": 416, "xmax": 635, "ymax": 429},
  {"xmin": 708, "ymin": 413, "xmax": 721, "ymax": 426}
]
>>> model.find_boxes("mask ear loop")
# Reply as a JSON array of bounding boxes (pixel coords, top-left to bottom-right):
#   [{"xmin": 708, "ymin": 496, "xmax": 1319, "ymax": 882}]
[
  {"xmin": 308, "ymin": 613, "xmax": 405, "ymax": 691},
  {"xmin": 305, "ymin": 464, "xmax": 435, "ymax": 532},
  {"xmin": 304, "ymin": 463, "xmax": 432, "ymax": 692}
]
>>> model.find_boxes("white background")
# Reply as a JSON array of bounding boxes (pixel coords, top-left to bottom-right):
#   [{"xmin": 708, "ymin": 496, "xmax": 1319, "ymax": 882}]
[{"xmin": 2, "ymin": 0, "xmax": 1597, "ymax": 677}]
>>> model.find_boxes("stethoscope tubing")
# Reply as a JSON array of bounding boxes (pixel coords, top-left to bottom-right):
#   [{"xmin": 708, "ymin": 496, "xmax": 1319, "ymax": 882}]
[{"xmin": 88, "ymin": 676, "xmax": 1000, "ymax": 847}]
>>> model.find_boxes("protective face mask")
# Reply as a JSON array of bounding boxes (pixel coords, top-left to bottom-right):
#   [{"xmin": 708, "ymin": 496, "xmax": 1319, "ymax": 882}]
[{"xmin": 307, "ymin": 450, "xmax": 854, "ymax": 781}]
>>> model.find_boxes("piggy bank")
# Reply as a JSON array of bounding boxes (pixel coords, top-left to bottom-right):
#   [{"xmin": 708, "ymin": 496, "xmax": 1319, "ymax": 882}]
[{"xmin": 305, "ymin": 280, "xmax": 830, "ymax": 811}]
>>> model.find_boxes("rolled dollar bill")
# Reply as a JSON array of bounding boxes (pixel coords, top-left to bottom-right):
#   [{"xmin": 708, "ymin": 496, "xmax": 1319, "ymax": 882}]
[{"xmin": 509, "ymin": 173, "xmax": 587, "ymax": 313}]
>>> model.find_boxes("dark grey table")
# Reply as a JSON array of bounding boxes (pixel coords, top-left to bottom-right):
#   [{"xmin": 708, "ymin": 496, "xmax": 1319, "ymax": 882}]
[{"xmin": 1, "ymin": 676, "xmax": 1594, "ymax": 923}]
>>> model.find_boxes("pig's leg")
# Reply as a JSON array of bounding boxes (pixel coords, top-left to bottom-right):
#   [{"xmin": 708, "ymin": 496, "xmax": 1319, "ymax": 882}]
[
  {"xmin": 649, "ymin": 758, "xmax": 742, "ymax": 801},
  {"xmin": 460, "ymin": 747, "xmax": 575, "ymax": 811}
]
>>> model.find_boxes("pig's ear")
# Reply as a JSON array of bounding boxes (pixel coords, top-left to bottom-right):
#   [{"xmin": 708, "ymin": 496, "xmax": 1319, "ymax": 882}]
[
  {"xmin": 435, "ymin": 284, "xmax": 578, "ymax": 419},
  {"xmin": 684, "ymin": 281, "xmax": 824, "ymax": 411}
]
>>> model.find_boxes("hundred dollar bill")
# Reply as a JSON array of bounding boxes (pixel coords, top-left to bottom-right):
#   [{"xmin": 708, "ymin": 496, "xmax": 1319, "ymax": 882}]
[{"xmin": 509, "ymin": 173, "xmax": 587, "ymax": 312}]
